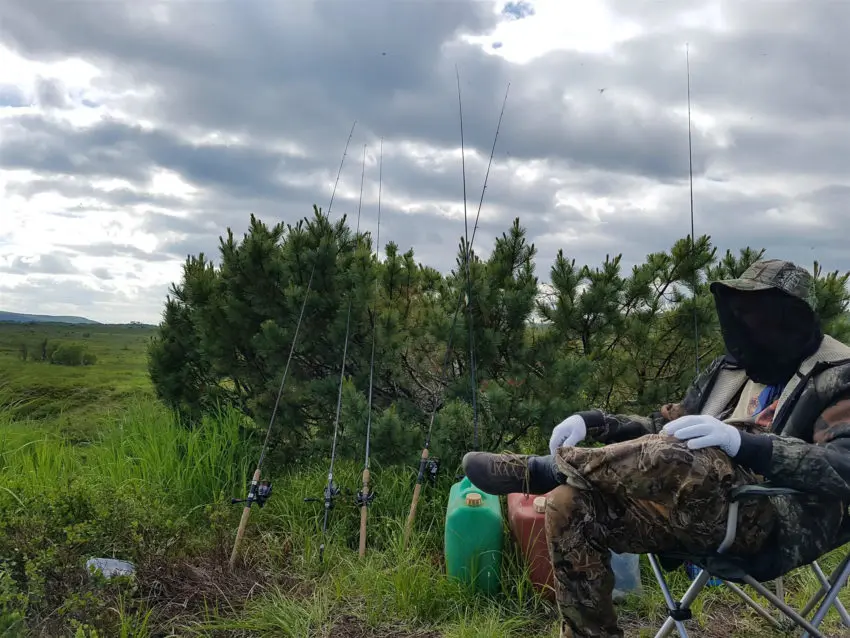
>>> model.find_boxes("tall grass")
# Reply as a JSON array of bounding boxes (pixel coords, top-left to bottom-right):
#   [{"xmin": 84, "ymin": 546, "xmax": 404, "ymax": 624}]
[{"xmin": 0, "ymin": 400, "xmax": 251, "ymax": 507}]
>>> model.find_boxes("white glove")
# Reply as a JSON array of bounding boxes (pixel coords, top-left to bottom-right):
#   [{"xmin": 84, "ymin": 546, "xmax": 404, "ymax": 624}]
[
  {"xmin": 662, "ymin": 414, "xmax": 742, "ymax": 457},
  {"xmin": 549, "ymin": 414, "xmax": 587, "ymax": 455}
]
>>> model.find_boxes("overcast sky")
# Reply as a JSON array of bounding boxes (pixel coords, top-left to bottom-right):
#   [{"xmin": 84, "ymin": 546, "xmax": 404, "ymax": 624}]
[{"xmin": 1, "ymin": 0, "xmax": 848, "ymax": 324}]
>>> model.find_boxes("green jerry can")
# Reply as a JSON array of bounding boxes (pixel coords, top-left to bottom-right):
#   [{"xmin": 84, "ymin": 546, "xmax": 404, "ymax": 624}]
[{"xmin": 444, "ymin": 476, "xmax": 503, "ymax": 594}]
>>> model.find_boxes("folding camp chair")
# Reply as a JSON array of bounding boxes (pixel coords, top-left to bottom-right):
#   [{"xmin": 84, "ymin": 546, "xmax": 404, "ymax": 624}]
[{"xmin": 647, "ymin": 484, "xmax": 850, "ymax": 638}]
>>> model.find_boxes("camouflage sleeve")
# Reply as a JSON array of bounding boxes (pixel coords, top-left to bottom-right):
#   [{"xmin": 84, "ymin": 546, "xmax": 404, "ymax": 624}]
[
  {"xmin": 578, "ymin": 356, "xmax": 728, "ymax": 445},
  {"xmin": 579, "ymin": 409, "xmax": 669, "ymax": 444},
  {"xmin": 741, "ymin": 397, "xmax": 850, "ymax": 500}
]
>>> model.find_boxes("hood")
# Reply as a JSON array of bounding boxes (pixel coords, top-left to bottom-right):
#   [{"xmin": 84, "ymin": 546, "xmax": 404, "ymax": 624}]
[{"xmin": 710, "ymin": 259, "xmax": 823, "ymax": 386}]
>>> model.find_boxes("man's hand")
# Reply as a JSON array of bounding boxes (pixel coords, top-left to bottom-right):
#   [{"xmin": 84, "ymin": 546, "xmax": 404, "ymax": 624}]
[
  {"xmin": 549, "ymin": 414, "xmax": 587, "ymax": 455},
  {"xmin": 661, "ymin": 402, "xmax": 685, "ymax": 421},
  {"xmin": 662, "ymin": 414, "xmax": 742, "ymax": 457}
]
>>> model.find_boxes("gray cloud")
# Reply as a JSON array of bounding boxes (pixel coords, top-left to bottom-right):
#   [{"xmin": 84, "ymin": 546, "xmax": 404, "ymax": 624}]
[
  {"xmin": 91, "ymin": 267, "xmax": 113, "ymax": 280},
  {"xmin": 34, "ymin": 76, "xmax": 68, "ymax": 109},
  {"xmin": 578, "ymin": 185, "xmax": 848, "ymax": 277},
  {"xmin": 8, "ymin": 0, "xmax": 844, "ymax": 182},
  {"xmin": 717, "ymin": 122, "xmax": 850, "ymax": 178},
  {"xmin": 59, "ymin": 242, "xmax": 173, "ymax": 263},
  {"xmin": 0, "ymin": 277, "xmax": 115, "ymax": 306},
  {"xmin": 0, "ymin": 253, "xmax": 78, "ymax": 275},
  {"xmin": 0, "ymin": 0, "xmax": 714, "ymax": 178},
  {"xmin": 0, "ymin": 115, "xmax": 322, "ymax": 196},
  {"xmin": 142, "ymin": 212, "xmax": 220, "ymax": 237},
  {"xmin": 5, "ymin": 176, "xmax": 186, "ymax": 210},
  {"xmin": 1, "ymin": 0, "xmax": 849, "ymax": 323}
]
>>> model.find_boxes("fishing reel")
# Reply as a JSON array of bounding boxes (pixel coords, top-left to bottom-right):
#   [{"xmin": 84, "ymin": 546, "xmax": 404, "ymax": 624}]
[
  {"xmin": 304, "ymin": 482, "xmax": 345, "ymax": 510},
  {"xmin": 231, "ymin": 480, "xmax": 273, "ymax": 509},
  {"xmin": 355, "ymin": 489, "xmax": 377, "ymax": 508},
  {"xmin": 426, "ymin": 458, "xmax": 440, "ymax": 485}
]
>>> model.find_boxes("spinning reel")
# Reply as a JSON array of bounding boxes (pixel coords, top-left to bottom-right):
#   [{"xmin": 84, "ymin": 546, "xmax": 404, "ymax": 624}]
[
  {"xmin": 426, "ymin": 457, "xmax": 440, "ymax": 485},
  {"xmin": 304, "ymin": 482, "xmax": 346, "ymax": 510},
  {"xmin": 231, "ymin": 479, "xmax": 273, "ymax": 509},
  {"xmin": 355, "ymin": 488, "xmax": 377, "ymax": 508}
]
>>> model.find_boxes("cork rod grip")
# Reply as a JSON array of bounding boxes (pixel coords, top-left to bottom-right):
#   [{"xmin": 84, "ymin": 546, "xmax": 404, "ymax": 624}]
[
  {"xmin": 358, "ymin": 468, "xmax": 370, "ymax": 558},
  {"xmin": 403, "ymin": 448, "xmax": 428, "ymax": 548},
  {"xmin": 229, "ymin": 468, "xmax": 261, "ymax": 569}
]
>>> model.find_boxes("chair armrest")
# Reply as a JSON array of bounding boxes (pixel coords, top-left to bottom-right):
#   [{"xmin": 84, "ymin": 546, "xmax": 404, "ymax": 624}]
[
  {"xmin": 712, "ymin": 484, "xmax": 805, "ymax": 555},
  {"xmin": 730, "ymin": 484, "xmax": 803, "ymax": 501}
]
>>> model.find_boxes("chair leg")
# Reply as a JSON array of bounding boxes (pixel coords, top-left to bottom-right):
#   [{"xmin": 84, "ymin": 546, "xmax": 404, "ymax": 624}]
[
  {"xmin": 803, "ymin": 561, "xmax": 850, "ymax": 627},
  {"xmin": 648, "ymin": 553, "xmax": 709, "ymax": 638},
  {"xmin": 802, "ymin": 556, "xmax": 850, "ymax": 638},
  {"xmin": 774, "ymin": 576, "xmax": 788, "ymax": 627},
  {"xmin": 740, "ymin": 575, "xmax": 826, "ymax": 638},
  {"xmin": 801, "ymin": 552, "xmax": 850, "ymax": 620}
]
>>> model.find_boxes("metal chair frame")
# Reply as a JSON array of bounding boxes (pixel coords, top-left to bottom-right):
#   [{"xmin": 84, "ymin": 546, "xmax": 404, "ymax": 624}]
[{"xmin": 647, "ymin": 485, "xmax": 850, "ymax": 638}]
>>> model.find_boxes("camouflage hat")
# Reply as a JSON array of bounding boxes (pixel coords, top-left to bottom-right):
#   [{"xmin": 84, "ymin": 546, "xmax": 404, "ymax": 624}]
[{"xmin": 710, "ymin": 259, "xmax": 817, "ymax": 309}]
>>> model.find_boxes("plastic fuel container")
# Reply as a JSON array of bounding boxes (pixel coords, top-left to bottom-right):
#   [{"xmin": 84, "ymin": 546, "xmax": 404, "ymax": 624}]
[{"xmin": 444, "ymin": 476, "xmax": 503, "ymax": 594}]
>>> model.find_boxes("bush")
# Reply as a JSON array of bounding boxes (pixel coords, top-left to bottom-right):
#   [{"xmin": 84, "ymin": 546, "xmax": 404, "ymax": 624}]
[
  {"xmin": 0, "ymin": 474, "xmax": 191, "ymax": 635},
  {"xmin": 50, "ymin": 343, "xmax": 96, "ymax": 367}
]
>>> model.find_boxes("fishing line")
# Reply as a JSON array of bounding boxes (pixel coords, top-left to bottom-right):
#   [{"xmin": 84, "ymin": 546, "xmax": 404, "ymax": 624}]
[
  {"xmin": 457, "ymin": 67, "xmax": 480, "ymax": 453},
  {"xmin": 358, "ymin": 138, "xmax": 383, "ymax": 558},
  {"xmin": 686, "ymin": 44, "xmax": 699, "ymax": 373},
  {"xmin": 314, "ymin": 142, "xmax": 368, "ymax": 563},
  {"xmin": 402, "ymin": 80, "xmax": 511, "ymax": 548},
  {"xmin": 229, "ymin": 121, "xmax": 357, "ymax": 568}
]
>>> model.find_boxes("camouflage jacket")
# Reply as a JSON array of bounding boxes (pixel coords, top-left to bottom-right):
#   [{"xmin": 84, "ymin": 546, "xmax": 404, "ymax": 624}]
[{"xmin": 579, "ymin": 335, "xmax": 850, "ymax": 502}]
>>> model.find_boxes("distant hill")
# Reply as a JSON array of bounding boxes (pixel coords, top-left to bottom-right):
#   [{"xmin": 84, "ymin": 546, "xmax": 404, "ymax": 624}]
[{"xmin": 0, "ymin": 311, "xmax": 101, "ymax": 325}]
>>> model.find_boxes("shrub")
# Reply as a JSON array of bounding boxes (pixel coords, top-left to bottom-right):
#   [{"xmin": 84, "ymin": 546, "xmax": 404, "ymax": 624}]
[{"xmin": 50, "ymin": 343, "xmax": 96, "ymax": 367}]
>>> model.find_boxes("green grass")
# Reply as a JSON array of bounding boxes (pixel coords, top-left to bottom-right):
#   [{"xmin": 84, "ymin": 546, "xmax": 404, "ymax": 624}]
[
  {"xmin": 0, "ymin": 322, "xmax": 156, "ymax": 426},
  {"xmin": 2, "ymin": 323, "xmax": 850, "ymax": 637}
]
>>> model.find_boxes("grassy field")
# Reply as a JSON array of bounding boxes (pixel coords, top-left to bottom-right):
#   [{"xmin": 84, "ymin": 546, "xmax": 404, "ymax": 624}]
[
  {"xmin": 1, "ymin": 323, "xmax": 849, "ymax": 637},
  {"xmin": 0, "ymin": 322, "xmax": 155, "ymax": 435}
]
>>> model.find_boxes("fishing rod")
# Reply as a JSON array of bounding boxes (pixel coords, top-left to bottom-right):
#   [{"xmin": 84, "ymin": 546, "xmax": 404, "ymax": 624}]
[
  {"xmin": 686, "ymin": 44, "xmax": 699, "ymax": 374},
  {"xmin": 456, "ymin": 68, "xmax": 480, "ymax": 454},
  {"xmin": 358, "ymin": 138, "xmax": 383, "ymax": 558},
  {"xmin": 402, "ymin": 79, "xmax": 511, "ymax": 549},
  {"xmin": 228, "ymin": 121, "xmax": 357, "ymax": 569},
  {"xmin": 305, "ymin": 143, "xmax": 369, "ymax": 563}
]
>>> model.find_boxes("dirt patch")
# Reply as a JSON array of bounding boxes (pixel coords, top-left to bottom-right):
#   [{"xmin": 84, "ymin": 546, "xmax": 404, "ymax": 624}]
[
  {"xmin": 330, "ymin": 615, "xmax": 442, "ymax": 638},
  {"xmin": 138, "ymin": 541, "xmax": 310, "ymax": 626}
]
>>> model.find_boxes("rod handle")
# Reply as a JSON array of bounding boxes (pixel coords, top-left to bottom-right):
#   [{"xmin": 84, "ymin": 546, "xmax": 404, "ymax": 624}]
[
  {"xmin": 403, "ymin": 449, "xmax": 428, "ymax": 549},
  {"xmin": 229, "ymin": 468, "xmax": 261, "ymax": 569},
  {"xmin": 358, "ymin": 468, "xmax": 370, "ymax": 558}
]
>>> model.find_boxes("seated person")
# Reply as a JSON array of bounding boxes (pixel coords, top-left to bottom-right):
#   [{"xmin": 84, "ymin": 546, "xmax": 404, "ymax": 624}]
[{"xmin": 463, "ymin": 259, "xmax": 850, "ymax": 638}]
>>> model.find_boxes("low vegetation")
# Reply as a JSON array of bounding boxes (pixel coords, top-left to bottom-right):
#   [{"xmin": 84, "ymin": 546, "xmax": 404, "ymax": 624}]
[{"xmin": 3, "ymin": 211, "xmax": 850, "ymax": 636}]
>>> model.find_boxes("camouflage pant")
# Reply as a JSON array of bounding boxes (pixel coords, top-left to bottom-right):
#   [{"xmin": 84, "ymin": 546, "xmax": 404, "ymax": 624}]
[{"xmin": 545, "ymin": 434, "xmax": 778, "ymax": 638}]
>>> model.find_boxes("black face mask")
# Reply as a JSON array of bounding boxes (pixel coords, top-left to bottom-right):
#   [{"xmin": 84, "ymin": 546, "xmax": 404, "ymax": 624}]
[{"xmin": 712, "ymin": 286, "xmax": 823, "ymax": 386}]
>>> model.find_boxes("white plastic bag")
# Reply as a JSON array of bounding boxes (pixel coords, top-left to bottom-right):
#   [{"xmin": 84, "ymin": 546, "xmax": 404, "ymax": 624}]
[{"xmin": 85, "ymin": 557, "xmax": 136, "ymax": 579}]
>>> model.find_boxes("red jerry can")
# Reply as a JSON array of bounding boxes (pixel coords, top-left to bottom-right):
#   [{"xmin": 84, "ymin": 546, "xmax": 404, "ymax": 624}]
[{"xmin": 506, "ymin": 491, "xmax": 555, "ymax": 599}]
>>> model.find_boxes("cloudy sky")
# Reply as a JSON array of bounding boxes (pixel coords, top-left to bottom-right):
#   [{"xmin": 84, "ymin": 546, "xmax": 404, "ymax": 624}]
[{"xmin": 1, "ymin": 0, "xmax": 848, "ymax": 324}]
